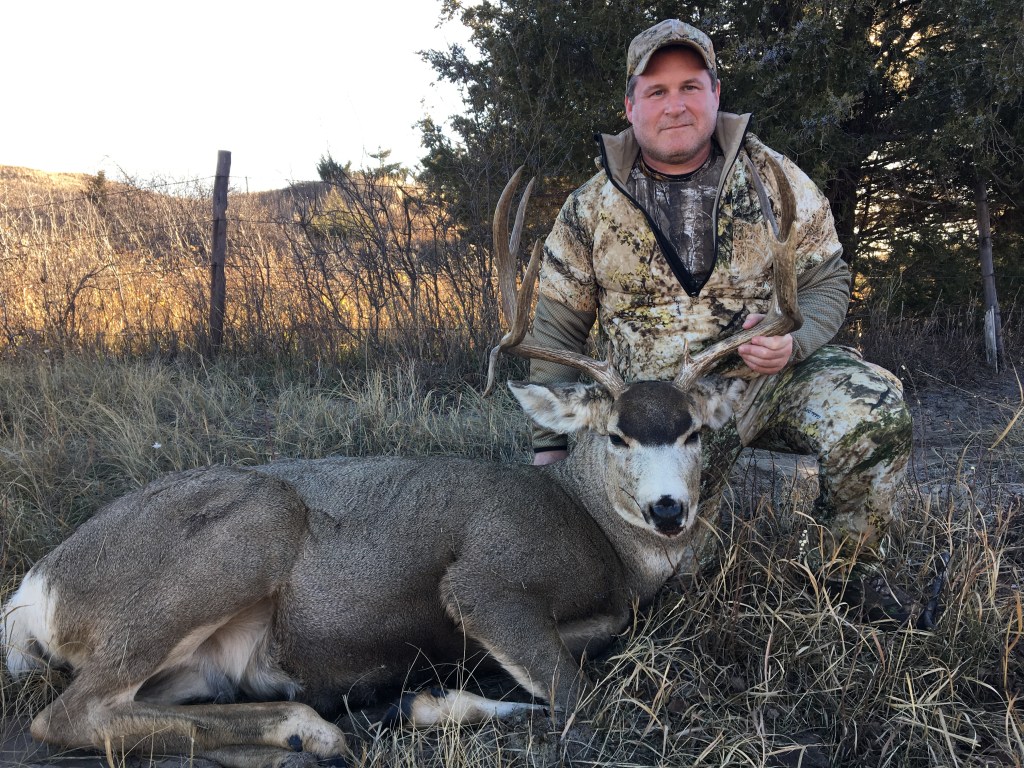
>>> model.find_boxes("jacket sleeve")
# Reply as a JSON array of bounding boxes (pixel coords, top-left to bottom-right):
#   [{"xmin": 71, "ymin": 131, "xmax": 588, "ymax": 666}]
[{"xmin": 791, "ymin": 250, "xmax": 850, "ymax": 361}]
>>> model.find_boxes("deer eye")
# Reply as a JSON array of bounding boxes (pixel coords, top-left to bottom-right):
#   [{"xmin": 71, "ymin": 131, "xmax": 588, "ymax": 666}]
[
  {"xmin": 609, "ymin": 433, "xmax": 627, "ymax": 448},
  {"xmin": 685, "ymin": 431, "xmax": 700, "ymax": 446}
]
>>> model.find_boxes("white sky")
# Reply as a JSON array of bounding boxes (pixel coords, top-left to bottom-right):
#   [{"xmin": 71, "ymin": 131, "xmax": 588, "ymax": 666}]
[{"xmin": 0, "ymin": 1, "xmax": 472, "ymax": 190}]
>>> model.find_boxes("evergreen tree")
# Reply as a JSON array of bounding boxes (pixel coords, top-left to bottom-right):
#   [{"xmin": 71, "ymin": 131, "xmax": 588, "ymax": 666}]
[
  {"xmin": 420, "ymin": 0, "xmax": 679, "ymax": 245},
  {"xmin": 419, "ymin": 0, "xmax": 1022, "ymax": 315}
]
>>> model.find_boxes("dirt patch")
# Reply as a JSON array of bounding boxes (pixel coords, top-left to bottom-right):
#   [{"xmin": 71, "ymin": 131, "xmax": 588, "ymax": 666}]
[{"xmin": 908, "ymin": 368, "xmax": 1023, "ymax": 501}]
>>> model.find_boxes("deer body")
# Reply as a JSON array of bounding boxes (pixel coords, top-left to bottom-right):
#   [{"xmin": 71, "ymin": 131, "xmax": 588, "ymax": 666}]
[{"xmin": 3, "ymin": 381, "xmax": 734, "ymax": 767}]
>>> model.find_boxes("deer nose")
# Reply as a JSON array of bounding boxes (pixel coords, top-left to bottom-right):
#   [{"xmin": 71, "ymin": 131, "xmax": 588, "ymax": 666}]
[{"xmin": 649, "ymin": 496, "xmax": 684, "ymax": 532}]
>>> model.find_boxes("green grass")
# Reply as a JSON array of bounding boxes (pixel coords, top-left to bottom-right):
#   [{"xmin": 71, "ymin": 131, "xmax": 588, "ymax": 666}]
[{"xmin": 1, "ymin": 353, "xmax": 1021, "ymax": 767}]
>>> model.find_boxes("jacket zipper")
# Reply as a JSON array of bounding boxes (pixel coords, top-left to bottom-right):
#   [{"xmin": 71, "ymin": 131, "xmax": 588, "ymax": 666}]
[{"xmin": 593, "ymin": 127, "xmax": 749, "ymax": 299}]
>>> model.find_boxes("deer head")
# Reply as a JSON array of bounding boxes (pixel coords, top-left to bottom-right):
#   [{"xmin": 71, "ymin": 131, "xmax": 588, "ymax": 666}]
[{"xmin": 487, "ymin": 161, "xmax": 802, "ymax": 536}]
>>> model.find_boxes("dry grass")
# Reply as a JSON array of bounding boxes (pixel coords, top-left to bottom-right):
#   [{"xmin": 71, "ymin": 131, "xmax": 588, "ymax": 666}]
[
  {"xmin": 0, "ymin": 356, "xmax": 527, "ymax": 574},
  {"xmin": 2, "ymin": 165, "xmax": 1019, "ymax": 766},
  {"xmin": 0, "ymin": 160, "xmax": 1020, "ymax": 762},
  {"xmin": 0, "ymin": 165, "xmax": 498, "ymax": 368},
  {"xmin": 0, "ymin": 354, "xmax": 1021, "ymax": 767}
]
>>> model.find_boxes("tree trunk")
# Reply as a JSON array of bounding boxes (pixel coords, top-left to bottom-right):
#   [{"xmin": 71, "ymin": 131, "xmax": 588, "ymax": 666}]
[
  {"xmin": 826, "ymin": 167, "xmax": 859, "ymax": 268},
  {"xmin": 975, "ymin": 173, "xmax": 1003, "ymax": 368}
]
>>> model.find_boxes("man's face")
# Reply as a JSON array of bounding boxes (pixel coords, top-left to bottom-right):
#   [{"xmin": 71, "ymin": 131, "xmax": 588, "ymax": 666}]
[{"xmin": 625, "ymin": 46, "xmax": 720, "ymax": 174}]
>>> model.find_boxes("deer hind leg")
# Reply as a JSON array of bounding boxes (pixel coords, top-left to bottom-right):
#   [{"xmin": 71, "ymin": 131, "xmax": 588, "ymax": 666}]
[
  {"xmin": 30, "ymin": 678, "xmax": 347, "ymax": 767},
  {"xmin": 26, "ymin": 605, "xmax": 347, "ymax": 765}
]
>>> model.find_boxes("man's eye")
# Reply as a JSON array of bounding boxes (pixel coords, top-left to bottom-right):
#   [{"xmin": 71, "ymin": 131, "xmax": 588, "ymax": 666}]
[{"xmin": 609, "ymin": 434, "xmax": 627, "ymax": 447}]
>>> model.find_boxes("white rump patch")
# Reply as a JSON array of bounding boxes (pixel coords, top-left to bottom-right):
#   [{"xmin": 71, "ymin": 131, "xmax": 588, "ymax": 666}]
[{"xmin": 2, "ymin": 570, "xmax": 62, "ymax": 678}]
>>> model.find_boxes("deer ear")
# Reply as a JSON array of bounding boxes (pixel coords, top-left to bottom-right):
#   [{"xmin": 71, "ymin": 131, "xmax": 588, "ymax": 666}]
[
  {"xmin": 693, "ymin": 377, "xmax": 748, "ymax": 430},
  {"xmin": 507, "ymin": 382, "xmax": 614, "ymax": 434}
]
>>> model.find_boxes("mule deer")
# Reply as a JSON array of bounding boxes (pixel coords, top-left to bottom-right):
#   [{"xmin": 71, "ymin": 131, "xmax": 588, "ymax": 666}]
[{"xmin": 2, "ymin": 157, "xmax": 801, "ymax": 768}]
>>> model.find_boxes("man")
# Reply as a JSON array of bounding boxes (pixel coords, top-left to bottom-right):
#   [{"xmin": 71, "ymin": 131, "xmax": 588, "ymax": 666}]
[{"xmin": 527, "ymin": 19, "xmax": 917, "ymax": 626}]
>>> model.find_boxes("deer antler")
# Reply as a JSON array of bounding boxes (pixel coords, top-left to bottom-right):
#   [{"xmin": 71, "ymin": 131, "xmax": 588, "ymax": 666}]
[
  {"xmin": 484, "ymin": 168, "xmax": 627, "ymax": 398},
  {"xmin": 673, "ymin": 153, "xmax": 804, "ymax": 391}
]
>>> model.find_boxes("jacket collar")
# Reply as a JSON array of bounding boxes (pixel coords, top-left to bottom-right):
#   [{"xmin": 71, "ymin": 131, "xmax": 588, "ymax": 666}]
[{"xmin": 597, "ymin": 111, "xmax": 753, "ymax": 187}]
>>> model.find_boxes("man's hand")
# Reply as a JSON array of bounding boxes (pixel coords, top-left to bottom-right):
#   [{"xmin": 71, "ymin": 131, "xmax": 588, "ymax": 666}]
[
  {"xmin": 533, "ymin": 449, "xmax": 568, "ymax": 466},
  {"xmin": 737, "ymin": 313, "xmax": 793, "ymax": 375}
]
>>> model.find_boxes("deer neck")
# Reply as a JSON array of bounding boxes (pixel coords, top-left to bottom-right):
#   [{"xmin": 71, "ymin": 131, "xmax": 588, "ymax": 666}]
[{"xmin": 547, "ymin": 435, "xmax": 700, "ymax": 596}]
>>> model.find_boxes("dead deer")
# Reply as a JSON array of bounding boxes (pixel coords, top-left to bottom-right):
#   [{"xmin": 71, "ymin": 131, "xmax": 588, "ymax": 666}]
[{"xmin": 1, "ymin": 157, "xmax": 801, "ymax": 768}]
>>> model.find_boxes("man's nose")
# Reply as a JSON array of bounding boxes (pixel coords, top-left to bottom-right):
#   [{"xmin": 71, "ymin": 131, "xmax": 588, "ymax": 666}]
[{"xmin": 665, "ymin": 94, "xmax": 687, "ymax": 113}]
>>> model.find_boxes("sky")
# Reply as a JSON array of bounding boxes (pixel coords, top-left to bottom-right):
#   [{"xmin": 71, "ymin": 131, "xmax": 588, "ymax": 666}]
[{"xmin": 1, "ymin": 1, "xmax": 473, "ymax": 191}]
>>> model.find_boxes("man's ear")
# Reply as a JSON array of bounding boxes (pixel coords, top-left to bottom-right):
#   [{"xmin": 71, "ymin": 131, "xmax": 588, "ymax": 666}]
[
  {"xmin": 692, "ymin": 377, "xmax": 748, "ymax": 430},
  {"xmin": 507, "ymin": 381, "xmax": 614, "ymax": 434}
]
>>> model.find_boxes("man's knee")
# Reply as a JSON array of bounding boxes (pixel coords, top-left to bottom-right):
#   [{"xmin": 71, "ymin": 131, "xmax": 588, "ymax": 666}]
[
  {"xmin": 831, "ymin": 371, "xmax": 912, "ymax": 466},
  {"xmin": 745, "ymin": 346, "xmax": 913, "ymax": 461}
]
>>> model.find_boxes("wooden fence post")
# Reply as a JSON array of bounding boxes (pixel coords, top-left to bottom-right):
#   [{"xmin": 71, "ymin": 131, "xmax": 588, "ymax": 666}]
[{"xmin": 209, "ymin": 150, "xmax": 231, "ymax": 356}]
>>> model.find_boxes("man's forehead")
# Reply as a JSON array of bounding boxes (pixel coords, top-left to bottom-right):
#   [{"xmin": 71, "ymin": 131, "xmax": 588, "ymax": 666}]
[{"xmin": 636, "ymin": 47, "xmax": 714, "ymax": 82}]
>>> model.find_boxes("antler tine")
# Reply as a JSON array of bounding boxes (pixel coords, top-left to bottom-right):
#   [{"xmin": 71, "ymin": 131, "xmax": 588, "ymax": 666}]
[
  {"xmin": 492, "ymin": 166, "xmax": 534, "ymax": 327},
  {"xmin": 484, "ymin": 239, "xmax": 542, "ymax": 395},
  {"xmin": 674, "ymin": 152, "xmax": 804, "ymax": 391},
  {"xmin": 484, "ymin": 171, "xmax": 627, "ymax": 398}
]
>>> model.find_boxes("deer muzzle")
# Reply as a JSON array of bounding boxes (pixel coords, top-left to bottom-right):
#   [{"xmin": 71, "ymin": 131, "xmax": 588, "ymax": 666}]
[{"xmin": 649, "ymin": 496, "xmax": 686, "ymax": 536}]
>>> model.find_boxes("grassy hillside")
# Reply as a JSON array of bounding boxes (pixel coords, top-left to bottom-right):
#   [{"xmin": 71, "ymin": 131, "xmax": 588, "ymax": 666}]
[{"xmin": 0, "ymin": 165, "xmax": 92, "ymax": 195}]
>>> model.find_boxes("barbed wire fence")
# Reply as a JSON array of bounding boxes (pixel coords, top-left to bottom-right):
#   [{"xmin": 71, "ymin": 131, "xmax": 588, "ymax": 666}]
[{"xmin": 0, "ymin": 154, "xmax": 1019, "ymax": 378}]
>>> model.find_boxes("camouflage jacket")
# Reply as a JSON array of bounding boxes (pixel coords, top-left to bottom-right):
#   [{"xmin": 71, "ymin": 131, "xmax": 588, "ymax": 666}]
[{"xmin": 530, "ymin": 111, "xmax": 850, "ymax": 450}]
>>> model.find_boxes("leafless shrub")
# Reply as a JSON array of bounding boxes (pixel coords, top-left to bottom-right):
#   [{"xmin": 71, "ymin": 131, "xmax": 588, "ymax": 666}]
[
  {"xmin": 286, "ymin": 169, "xmax": 500, "ymax": 369},
  {"xmin": 0, "ymin": 169, "xmax": 513, "ymax": 386},
  {"xmin": 846, "ymin": 298, "xmax": 987, "ymax": 389},
  {"xmin": 0, "ymin": 172, "xmax": 213, "ymax": 354}
]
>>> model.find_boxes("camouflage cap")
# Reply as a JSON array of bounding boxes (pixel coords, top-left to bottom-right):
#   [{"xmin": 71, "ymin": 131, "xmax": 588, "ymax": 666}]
[{"xmin": 626, "ymin": 19, "xmax": 717, "ymax": 82}]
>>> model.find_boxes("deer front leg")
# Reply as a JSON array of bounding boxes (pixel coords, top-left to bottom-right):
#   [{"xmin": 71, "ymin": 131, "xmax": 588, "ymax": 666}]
[
  {"xmin": 385, "ymin": 686, "xmax": 547, "ymax": 727},
  {"xmin": 446, "ymin": 594, "xmax": 593, "ymax": 725}
]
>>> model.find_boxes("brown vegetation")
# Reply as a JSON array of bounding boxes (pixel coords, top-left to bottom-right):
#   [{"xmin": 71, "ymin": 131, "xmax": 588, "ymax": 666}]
[
  {"xmin": 0, "ymin": 165, "xmax": 505, "ymax": 381},
  {"xmin": 0, "ymin": 356, "xmax": 1020, "ymax": 766}
]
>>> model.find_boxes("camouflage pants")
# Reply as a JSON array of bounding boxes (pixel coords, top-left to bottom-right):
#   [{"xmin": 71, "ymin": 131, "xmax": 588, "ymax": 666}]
[{"xmin": 700, "ymin": 346, "xmax": 913, "ymax": 564}]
